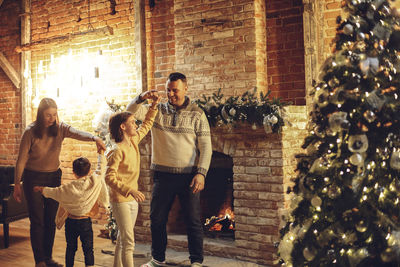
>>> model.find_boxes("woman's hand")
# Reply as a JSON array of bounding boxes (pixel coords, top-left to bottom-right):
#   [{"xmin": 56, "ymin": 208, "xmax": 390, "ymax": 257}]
[
  {"xmin": 13, "ymin": 183, "xmax": 23, "ymax": 203},
  {"xmin": 129, "ymin": 189, "xmax": 145, "ymax": 202},
  {"xmin": 33, "ymin": 186, "xmax": 44, "ymax": 193},
  {"xmin": 93, "ymin": 136, "xmax": 106, "ymax": 153}
]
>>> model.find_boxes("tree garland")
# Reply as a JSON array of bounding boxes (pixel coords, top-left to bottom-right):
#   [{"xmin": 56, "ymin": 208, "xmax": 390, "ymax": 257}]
[{"xmin": 195, "ymin": 88, "xmax": 291, "ymax": 133}]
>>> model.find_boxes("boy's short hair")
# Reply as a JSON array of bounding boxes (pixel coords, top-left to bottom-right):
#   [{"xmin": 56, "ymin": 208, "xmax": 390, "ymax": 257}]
[{"xmin": 73, "ymin": 157, "xmax": 91, "ymax": 177}]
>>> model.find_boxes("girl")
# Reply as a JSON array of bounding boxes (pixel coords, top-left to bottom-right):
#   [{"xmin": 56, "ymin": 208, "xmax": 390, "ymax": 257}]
[
  {"xmin": 105, "ymin": 95, "xmax": 159, "ymax": 267},
  {"xmin": 14, "ymin": 97, "xmax": 105, "ymax": 267}
]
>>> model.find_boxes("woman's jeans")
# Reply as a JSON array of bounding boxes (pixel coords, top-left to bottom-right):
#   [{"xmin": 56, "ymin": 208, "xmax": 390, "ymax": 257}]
[
  {"xmin": 22, "ymin": 168, "xmax": 61, "ymax": 264},
  {"xmin": 150, "ymin": 171, "xmax": 203, "ymax": 264},
  {"xmin": 65, "ymin": 217, "xmax": 94, "ymax": 267},
  {"xmin": 111, "ymin": 200, "xmax": 139, "ymax": 267}
]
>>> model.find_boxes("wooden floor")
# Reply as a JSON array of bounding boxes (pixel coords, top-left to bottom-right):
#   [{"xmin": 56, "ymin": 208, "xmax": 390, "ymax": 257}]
[{"xmin": 0, "ymin": 218, "xmax": 151, "ymax": 267}]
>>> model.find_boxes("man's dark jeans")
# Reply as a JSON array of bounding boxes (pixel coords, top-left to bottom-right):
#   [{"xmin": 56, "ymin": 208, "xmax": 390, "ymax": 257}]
[
  {"xmin": 23, "ymin": 168, "xmax": 61, "ymax": 264},
  {"xmin": 150, "ymin": 171, "xmax": 203, "ymax": 264},
  {"xmin": 65, "ymin": 217, "xmax": 94, "ymax": 267}
]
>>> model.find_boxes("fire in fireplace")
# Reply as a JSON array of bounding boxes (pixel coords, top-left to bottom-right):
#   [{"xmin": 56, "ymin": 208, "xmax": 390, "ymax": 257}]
[{"xmin": 201, "ymin": 151, "xmax": 234, "ymax": 239}]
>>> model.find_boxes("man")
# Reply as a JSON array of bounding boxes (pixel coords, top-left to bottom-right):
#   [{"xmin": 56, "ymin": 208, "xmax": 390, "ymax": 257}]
[{"xmin": 127, "ymin": 72, "xmax": 212, "ymax": 267}]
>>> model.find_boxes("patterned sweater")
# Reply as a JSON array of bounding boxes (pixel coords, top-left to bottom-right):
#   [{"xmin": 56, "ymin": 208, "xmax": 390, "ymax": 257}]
[{"xmin": 127, "ymin": 96, "xmax": 212, "ymax": 176}]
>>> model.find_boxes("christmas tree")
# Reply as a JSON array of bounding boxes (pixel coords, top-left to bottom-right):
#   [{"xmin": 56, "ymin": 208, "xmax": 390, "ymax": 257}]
[{"xmin": 278, "ymin": 0, "xmax": 400, "ymax": 266}]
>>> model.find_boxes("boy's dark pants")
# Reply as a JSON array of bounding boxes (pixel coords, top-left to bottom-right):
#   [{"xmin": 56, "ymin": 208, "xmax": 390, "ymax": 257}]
[
  {"xmin": 23, "ymin": 168, "xmax": 61, "ymax": 264},
  {"xmin": 65, "ymin": 217, "xmax": 94, "ymax": 267}
]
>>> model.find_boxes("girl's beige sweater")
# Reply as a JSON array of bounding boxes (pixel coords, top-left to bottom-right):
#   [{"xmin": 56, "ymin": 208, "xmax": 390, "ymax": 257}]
[{"xmin": 105, "ymin": 108, "xmax": 157, "ymax": 203}]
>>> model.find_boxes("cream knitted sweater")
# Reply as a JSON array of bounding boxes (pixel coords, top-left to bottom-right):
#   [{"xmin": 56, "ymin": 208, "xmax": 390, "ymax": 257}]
[
  {"xmin": 126, "ymin": 96, "xmax": 212, "ymax": 176},
  {"xmin": 42, "ymin": 154, "xmax": 109, "ymax": 218}
]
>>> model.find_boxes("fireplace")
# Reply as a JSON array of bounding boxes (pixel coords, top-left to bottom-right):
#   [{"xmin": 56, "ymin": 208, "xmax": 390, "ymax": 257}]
[{"xmin": 166, "ymin": 151, "xmax": 235, "ymax": 240}]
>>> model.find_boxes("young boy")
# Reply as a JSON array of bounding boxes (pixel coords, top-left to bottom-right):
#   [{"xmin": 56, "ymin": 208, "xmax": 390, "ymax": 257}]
[{"xmin": 34, "ymin": 151, "xmax": 109, "ymax": 267}]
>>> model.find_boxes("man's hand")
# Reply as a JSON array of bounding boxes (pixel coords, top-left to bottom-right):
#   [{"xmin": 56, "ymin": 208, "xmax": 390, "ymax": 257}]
[
  {"xmin": 13, "ymin": 183, "xmax": 23, "ymax": 203},
  {"xmin": 129, "ymin": 189, "xmax": 145, "ymax": 202},
  {"xmin": 190, "ymin": 174, "xmax": 205, "ymax": 194},
  {"xmin": 33, "ymin": 186, "xmax": 44, "ymax": 193}
]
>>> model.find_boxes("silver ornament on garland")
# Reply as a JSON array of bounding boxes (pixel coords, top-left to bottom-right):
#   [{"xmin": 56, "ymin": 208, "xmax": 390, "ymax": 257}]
[{"xmin": 229, "ymin": 107, "xmax": 236, "ymax": 116}]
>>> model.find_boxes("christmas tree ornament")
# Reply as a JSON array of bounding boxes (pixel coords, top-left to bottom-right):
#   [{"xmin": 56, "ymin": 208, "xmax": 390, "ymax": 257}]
[
  {"xmin": 229, "ymin": 107, "xmax": 236, "ymax": 116},
  {"xmin": 363, "ymin": 110, "xmax": 377, "ymax": 122},
  {"xmin": 220, "ymin": 105, "xmax": 230, "ymax": 121},
  {"xmin": 329, "ymin": 111, "xmax": 350, "ymax": 133},
  {"xmin": 343, "ymin": 24, "xmax": 354, "ymax": 35},
  {"xmin": 381, "ymin": 248, "xmax": 396, "ymax": 262},
  {"xmin": 357, "ymin": 32, "xmax": 366, "ymax": 40},
  {"xmin": 365, "ymin": 90, "xmax": 385, "ymax": 111},
  {"xmin": 360, "ymin": 57, "xmax": 379, "ymax": 76},
  {"xmin": 311, "ymin": 196, "xmax": 322, "ymax": 207},
  {"xmin": 349, "ymin": 152, "xmax": 365, "ymax": 166},
  {"xmin": 251, "ymin": 123, "xmax": 257, "ymax": 130},
  {"xmin": 355, "ymin": 220, "xmax": 368, "ymax": 232},
  {"xmin": 389, "ymin": 150, "xmax": 400, "ymax": 170},
  {"xmin": 348, "ymin": 134, "xmax": 368, "ymax": 153},
  {"xmin": 372, "ymin": 22, "xmax": 392, "ymax": 42},
  {"xmin": 303, "ymin": 247, "xmax": 317, "ymax": 261}
]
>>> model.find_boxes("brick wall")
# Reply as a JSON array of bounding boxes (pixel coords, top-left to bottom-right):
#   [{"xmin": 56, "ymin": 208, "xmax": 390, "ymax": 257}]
[
  {"xmin": 146, "ymin": 0, "xmax": 175, "ymax": 91},
  {"xmin": 265, "ymin": 0, "xmax": 305, "ymax": 105},
  {"xmin": 0, "ymin": 0, "xmax": 22, "ymax": 165}
]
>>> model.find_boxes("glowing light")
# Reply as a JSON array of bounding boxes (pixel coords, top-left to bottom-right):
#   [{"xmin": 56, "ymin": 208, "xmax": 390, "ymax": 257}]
[
  {"xmin": 344, "ymin": 159, "xmax": 349, "ymax": 164},
  {"xmin": 362, "ymin": 195, "xmax": 367, "ymax": 201},
  {"xmin": 386, "ymin": 233, "xmax": 391, "ymax": 240}
]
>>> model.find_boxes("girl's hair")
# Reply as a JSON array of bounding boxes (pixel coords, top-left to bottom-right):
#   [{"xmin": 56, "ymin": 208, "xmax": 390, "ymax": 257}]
[
  {"xmin": 32, "ymin": 98, "xmax": 59, "ymax": 138},
  {"xmin": 109, "ymin": 111, "xmax": 133, "ymax": 143},
  {"xmin": 73, "ymin": 157, "xmax": 91, "ymax": 177}
]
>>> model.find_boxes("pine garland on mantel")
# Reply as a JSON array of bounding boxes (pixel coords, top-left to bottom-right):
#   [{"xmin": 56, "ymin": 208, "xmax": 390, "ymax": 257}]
[{"xmin": 195, "ymin": 88, "xmax": 291, "ymax": 133}]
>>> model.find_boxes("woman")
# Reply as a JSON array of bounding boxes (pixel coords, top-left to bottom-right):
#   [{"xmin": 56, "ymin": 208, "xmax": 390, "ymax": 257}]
[{"xmin": 13, "ymin": 98, "xmax": 106, "ymax": 267}]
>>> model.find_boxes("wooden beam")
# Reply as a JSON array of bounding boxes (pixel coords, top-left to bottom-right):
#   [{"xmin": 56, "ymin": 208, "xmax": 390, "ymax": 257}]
[
  {"xmin": 0, "ymin": 51, "xmax": 21, "ymax": 89},
  {"xmin": 15, "ymin": 26, "xmax": 114, "ymax": 53},
  {"xmin": 21, "ymin": 0, "xmax": 31, "ymax": 128},
  {"xmin": 134, "ymin": 0, "xmax": 147, "ymax": 93}
]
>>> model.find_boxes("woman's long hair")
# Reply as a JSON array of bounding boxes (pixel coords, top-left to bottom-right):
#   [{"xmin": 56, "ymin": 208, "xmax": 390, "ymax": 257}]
[
  {"xmin": 109, "ymin": 111, "xmax": 133, "ymax": 143},
  {"xmin": 32, "ymin": 98, "xmax": 59, "ymax": 138}
]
